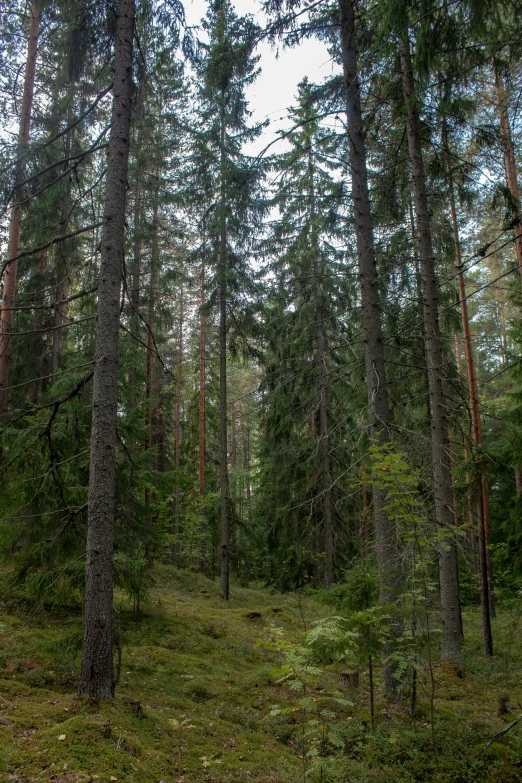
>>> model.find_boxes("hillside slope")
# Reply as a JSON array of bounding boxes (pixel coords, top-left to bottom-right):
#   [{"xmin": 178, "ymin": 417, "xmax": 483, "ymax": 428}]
[{"xmin": 1, "ymin": 567, "xmax": 522, "ymax": 783}]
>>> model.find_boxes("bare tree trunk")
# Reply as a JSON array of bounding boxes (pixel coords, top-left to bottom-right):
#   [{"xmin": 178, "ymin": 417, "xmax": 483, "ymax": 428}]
[
  {"xmin": 338, "ymin": 0, "xmax": 402, "ymax": 695},
  {"xmin": 219, "ymin": 95, "xmax": 230, "ymax": 600},
  {"xmin": 362, "ymin": 461, "xmax": 369, "ymax": 547},
  {"xmin": 444, "ymin": 121, "xmax": 495, "ymax": 634},
  {"xmin": 199, "ymin": 258, "xmax": 206, "ymax": 566},
  {"xmin": 0, "ymin": 5, "xmax": 39, "ymax": 421},
  {"xmin": 308, "ymin": 144, "xmax": 334, "ymax": 587},
  {"xmin": 173, "ymin": 286, "xmax": 183, "ymax": 567},
  {"xmin": 28, "ymin": 243, "xmax": 48, "ymax": 404},
  {"xmin": 129, "ymin": 79, "xmax": 145, "ymax": 407},
  {"xmin": 494, "ymin": 61, "xmax": 522, "ymax": 285},
  {"xmin": 51, "ymin": 106, "xmax": 74, "ymax": 386},
  {"xmin": 494, "ymin": 61, "xmax": 522, "ymax": 495},
  {"xmin": 78, "ymin": 0, "xmax": 135, "ymax": 700},
  {"xmin": 399, "ymin": 36, "xmax": 462, "ymax": 666}
]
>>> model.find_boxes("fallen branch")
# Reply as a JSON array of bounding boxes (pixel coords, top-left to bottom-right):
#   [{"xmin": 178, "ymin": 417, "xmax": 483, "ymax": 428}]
[{"xmin": 474, "ymin": 713, "xmax": 522, "ymax": 757}]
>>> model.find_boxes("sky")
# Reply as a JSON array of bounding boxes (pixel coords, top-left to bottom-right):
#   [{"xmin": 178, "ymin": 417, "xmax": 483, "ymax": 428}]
[{"xmin": 183, "ymin": 0, "xmax": 337, "ymax": 155}]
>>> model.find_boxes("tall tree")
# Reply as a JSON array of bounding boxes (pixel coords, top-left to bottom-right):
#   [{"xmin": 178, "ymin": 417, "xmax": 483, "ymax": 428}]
[
  {"xmin": 78, "ymin": 0, "xmax": 135, "ymax": 700},
  {"xmin": 398, "ymin": 33, "xmax": 462, "ymax": 664},
  {"xmin": 0, "ymin": 4, "xmax": 39, "ymax": 421}
]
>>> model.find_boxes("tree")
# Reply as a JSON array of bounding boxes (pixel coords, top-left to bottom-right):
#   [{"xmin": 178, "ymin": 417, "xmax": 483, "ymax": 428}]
[{"xmin": 78, "ymin": 0, "xmax": 135, "ymax": 700}]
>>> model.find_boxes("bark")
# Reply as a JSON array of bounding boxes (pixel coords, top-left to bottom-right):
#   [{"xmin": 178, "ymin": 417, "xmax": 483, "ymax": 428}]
[
  {"xmin": 129, "ymin": 80, "xmax": 145, "ymax": 407},
  {"xmin": 144, "ymin": 203, "xmax": 158, "ymax": 560},
  {"xmin": 362, "ymin": 461, "xmax": 369, "ymax": 547},
  {"xmin": 28, "ymin": 243, "xmax": 48, "ymax": 404},
  {"xmin": 338, "ymin": 0, "xmax": 402, "ymax": 695},
  {"xmin": 494, "ymin": 61, "xmax": 522, "ymax": 495},
  {"xmin": 308, "ymin": 144, "xmax": 334, "ymax": 587},
  {"xmin": 0, "ymin": 5, "xmax": 39, "ymax": 421},
  {"xmin": 399, "ymin": 36, "xmax": 462, "ymax": 665},
  {"xmin": 219, "ymin": 93, "xmax": 230, "ymax": 601},
  {"xmin": 199, "ymin": 258, "xmax": 206, "ymax": 565},
  {"xmin": 173, "ymin": 286, "xmax": 183, "ymax": 568},
  {"xmin": 78, "ymin": 0, "xmax": 135, "ymax": 700},
  {"xmin": 444, "ymin": 122, "xmax": 495, "ymax": 629},
  {"xmin": 51, "ymin": 105, "xmax": 74, "ymax": 386},
  {"xmin": 494, "ymin": 62, "xmax": 522, "ymax": 285}
]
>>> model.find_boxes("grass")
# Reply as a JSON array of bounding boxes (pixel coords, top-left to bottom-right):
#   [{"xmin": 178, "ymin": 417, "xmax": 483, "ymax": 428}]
[{"xmin": 0, "ymin": 566, "xmax": 522, "ymax": 783}]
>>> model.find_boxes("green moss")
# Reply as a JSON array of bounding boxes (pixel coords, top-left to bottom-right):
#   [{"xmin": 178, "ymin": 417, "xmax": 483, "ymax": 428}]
[{"xmin": 1, "ymin": 567, "xmax": 522, "ymax": 782}]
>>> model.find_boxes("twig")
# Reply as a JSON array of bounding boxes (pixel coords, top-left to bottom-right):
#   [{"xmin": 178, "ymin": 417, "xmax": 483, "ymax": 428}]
[{"xmin": 474, "ymin": 713, "xmax": 522, "ymax": 757}]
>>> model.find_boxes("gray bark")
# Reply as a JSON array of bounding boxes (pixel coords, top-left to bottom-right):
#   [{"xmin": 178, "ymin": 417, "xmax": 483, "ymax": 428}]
[
  {"xmin": 219, "ymin": 97, "xmax": 230, "ymax": 601},
  {"xmin": 399, "ymin": 35, "xmax": 462, "ymax": 666},
  {"xmin": 78, "ymin": 0, "xmax": 135, "ymax": 700},
  {"xmin": 338, "ymin": 0, "xmax": 402, "ymax": 696}
]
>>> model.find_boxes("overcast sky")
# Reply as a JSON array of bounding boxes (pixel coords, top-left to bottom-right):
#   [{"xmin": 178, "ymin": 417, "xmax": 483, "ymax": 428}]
[{"xmin": 183, "ymin": 0, "xmax": 337, "ymax": 154}]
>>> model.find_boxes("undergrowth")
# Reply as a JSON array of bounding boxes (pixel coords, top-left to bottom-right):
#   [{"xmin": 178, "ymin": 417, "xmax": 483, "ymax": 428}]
[{"xmin": 0, "ymin": 565, "xmax": 521, "ymax": 782}]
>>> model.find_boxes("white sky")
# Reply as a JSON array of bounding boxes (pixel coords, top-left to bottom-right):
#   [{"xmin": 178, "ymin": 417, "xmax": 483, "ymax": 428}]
[{"xmin": 183, "ymin": 0, "xmax": 336, "ymax": 154}]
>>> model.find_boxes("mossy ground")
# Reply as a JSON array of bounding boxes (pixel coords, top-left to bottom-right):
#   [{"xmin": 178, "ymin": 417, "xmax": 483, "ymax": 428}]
[{"xmin": 1, "ymin": 566, "xmax": 522, "ymax": 783}]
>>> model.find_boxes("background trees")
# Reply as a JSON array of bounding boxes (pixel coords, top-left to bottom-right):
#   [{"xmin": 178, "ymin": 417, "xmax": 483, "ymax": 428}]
[{"xmin": 1, "ymin": 0, "xmax": 522, "ymax": 704}]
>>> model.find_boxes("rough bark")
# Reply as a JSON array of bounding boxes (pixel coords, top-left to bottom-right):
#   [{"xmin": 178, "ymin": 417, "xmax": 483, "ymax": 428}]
[
  {"xmin": 51, "ymin": 106, "xmax": 74, "ymax": 386},
  {"xmin": 443, "ymin": 122, "xmax": 495, "ymax": 638},
  {"xmin": 219, "ymin": 95, "xmax": 230, "ymax": 601},
  {"xmin": 399, "ymin": 36, "xmax": 462, "ymax": 665},
  {"xmin": 199, "ymin": 258, "xmax": 206, "ymax": 565},
  {"xmin": 494, "ymin": 62, "xmax": 522, "ymax": 286},
  {"xmin": 338, "ymin": 0, "xmax": 402, "ymax": 695},
  {"xmin": 0, "ymin": 5, "xmax": 39, "ymax": 421},
  {"xmin": 173, "ymin": 286, "xmax": 183, "ymax": 567},
  {"xmin": 129, "ymin": 79, "xmax": 145, "ymax": 407},
  {"xmin": 78, "ymin": 0, "xmax": 135, "ymax": 700},
  {"xmin": 308, "ymin": 145, "xmax": 334, "ymax": 587}
]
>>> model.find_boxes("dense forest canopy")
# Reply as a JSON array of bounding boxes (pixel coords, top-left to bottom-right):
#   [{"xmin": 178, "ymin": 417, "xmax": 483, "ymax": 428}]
[{"xmin": 1, "ymin": 0, "xmax": 522, "ymax": 777}]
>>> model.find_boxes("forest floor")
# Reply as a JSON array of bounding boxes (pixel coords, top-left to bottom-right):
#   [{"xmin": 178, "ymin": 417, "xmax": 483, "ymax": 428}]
[{"xmin": 1, "ymin": 565, "xmax": 522, "ymax": 783}]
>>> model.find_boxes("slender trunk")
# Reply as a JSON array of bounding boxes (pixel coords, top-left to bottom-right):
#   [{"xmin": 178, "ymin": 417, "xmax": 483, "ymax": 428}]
[
  {"xmin": 443, "ymin": 120, "xmax": 495, "ymax": 633},
  {"xmin": 129, "ymin": 81, "xmax": 145, "ymax": 407},
  {"xmin": 199, "ymin": 257, "xmax": 206, "ymax": 565},
  {"xmin": 28, "ymin": 244, "xmax": 48, "ymax": 404},
  {"xmin": 219, "ymin": 96, "xmax": 230, "ymax": 601},
  {"xmin": 51, "ymin": 105, "xmax": 74, "ymax": 385},
  {"xmin": 0, "ymin": 5, "xmax": 39, "ymax": 421},
  {"xmin": 144, "ymin": 203, "xmax": 158, "ymax": 559},
  {"xmin": 362, "ymin": 461, "xmax": 369, "ymax": 547},
  {"xmin": 494, "ymin": 61, "xmax": 522, "ymax": 494},
  {"xmin": 338, "ymin": 0, "xmax": 402, "ymax": 695},
  {"xmin": 231, "ymin": 400, "xmax": 237, "ymax": 468},
  {"xmin": 308, "ymin": 144, "xmax": 333, "ymax": 587},
  {"xmin": 494, "ymin": 61, "xmax": 522, "ymax": 286},
  {"xmin": 399, "ymin": 36, "xmax": 461, "ymax": 665},
  {"xmin": 173, "ymin": 286, "xmax": 183, "ymax": 567},
  {"xmin": 79, "ymin": 0, "xmax": 135, "ymax": 700}
]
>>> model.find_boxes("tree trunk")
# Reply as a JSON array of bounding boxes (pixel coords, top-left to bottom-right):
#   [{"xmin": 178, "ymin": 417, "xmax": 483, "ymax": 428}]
[
  {"xmin": 0, "ymin": 5, "xmax": 39, "ymax": 421},
  {"xmin": 494, "ymin": 61, "xmax": 522, "ymax": 286},
  {"xmin": 444, "ymin": 120, "xmax": 495, "ymax": 633},
  {"xmin": 199, "ymin": 257, "xmax": 206, "ymax": 566},
  {"xmin": 308, "ymin": 144, "xmax": 334, "ymax": 587},
  {"xmin": 51, "ymin": 105, "xmax": 74, "ymax": 386},
  {"xmin": 338, "ymin": 0, "xmax": 402, "ymax": 695},
  {"xmin": 494, "ymin": 61, "xmax": 522, "ymax": 495},
  {"xmin": 399, "ymin": 35, "xmax": 462, "ymax": 666},
  {"xmin": 219, "ymin": 97, "xmax": 230, "ymax": 601},
  {"xmin": 362, "ymin": 461, "xmax": 369, "ymax": 547},
  {"xmin": 173, "ymin": 286, "xmax": 183, "ymax": 567},
  {"xmin": 78, "ymin": 0, "xmax": 135, "ymax": 700},
  {"xmin": 129, "ymin": 78, "xmax": 145, "ymax": 407},
  {"xmin": 28, "ymin": 243, "xmax": 48, "ymax": 404}
]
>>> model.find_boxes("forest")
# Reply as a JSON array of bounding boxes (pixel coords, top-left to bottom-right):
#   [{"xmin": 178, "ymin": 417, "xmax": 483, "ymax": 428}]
[{"xmin": 1, "ymin": 0, "xmax": 522, "ymax": 781}]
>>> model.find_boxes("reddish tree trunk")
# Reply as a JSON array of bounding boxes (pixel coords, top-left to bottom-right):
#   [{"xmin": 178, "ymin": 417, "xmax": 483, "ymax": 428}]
[
  {"xmin": 444, "ymin": 121, "xmax": 495, "ymax": 633},
  {"xmin": 0, "ymin": 5, "xmax": 39, "ymax": 421}
]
